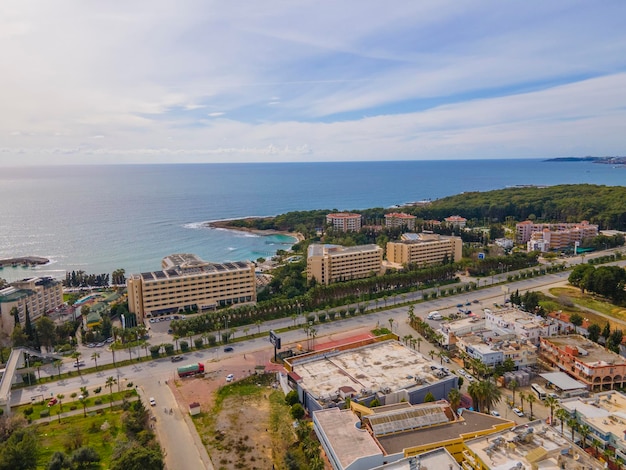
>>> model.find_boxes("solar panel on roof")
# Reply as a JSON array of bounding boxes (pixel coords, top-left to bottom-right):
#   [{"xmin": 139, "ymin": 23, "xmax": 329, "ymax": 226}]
[
  {"xmin": 141, "ymin": 273, "xmax": 153, "ymax": 281},
  {"xmin": 166, "ymin": 269, "xmax": 178, "ymax": 277},
  {"xmin": 154, "ymin": 271, "xmax": 166, "ymax": 279}
]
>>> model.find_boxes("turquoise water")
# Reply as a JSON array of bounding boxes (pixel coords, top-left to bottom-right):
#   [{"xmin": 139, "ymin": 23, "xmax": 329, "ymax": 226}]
[{"xmin": 0, "ymin": 159, "xmax": 624, "ymax": 280}]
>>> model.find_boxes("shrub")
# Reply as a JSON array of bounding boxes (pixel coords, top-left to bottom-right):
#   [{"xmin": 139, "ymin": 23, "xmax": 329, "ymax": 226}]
[
  {"xmin": 94, "ymin": 387, "xmax": 102, "ymax": 394},
  {"xmin": 23, "ymin": 407, "xmax": 34, "ymax": 416},
  {"xmin": 180, "ymin": 341, "xmax": 189, "ymax": 352},
  {"xmin": 290, "ymin": 403, "xmax": 305, "ymax": 420},
  {"xmin": 126, "ymin": 382, "xmax": 134, "ymax": 388},
  {"xmin": 40, "ymin": 409, "xmax": 50, "ymax": 418},
  {"xmin": 94, "ymin": 399, "xmax": 102, "ymax": 405},
  {"xmin": 194, "ymin": 338, "xmax": 204, "ymax": 349},
  {"xmin": 285, "ymin": 390, "xmax": 299, "ymax": 406}
]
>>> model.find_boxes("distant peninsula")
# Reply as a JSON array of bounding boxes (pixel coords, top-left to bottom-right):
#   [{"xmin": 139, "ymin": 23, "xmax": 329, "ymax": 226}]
[{"xmin": 544, "ymin": 156, "xmax": 626, "ymax": 164}]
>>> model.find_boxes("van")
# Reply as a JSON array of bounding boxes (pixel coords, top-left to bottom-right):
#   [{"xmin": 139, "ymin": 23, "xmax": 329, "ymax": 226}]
[{"xmin": 427, "ymin": 311, "xmax": 440, "ymax": 319}]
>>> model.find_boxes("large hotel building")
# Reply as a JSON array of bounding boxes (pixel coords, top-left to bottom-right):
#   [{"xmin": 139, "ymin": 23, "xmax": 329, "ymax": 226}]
[
  {"xmin": 307, "ymin": 244, "xmax": 383, "ymax": 285},
  {"xmin": 127, "ymin": 254, "xmax": 256, "ymax": 320},
  {"xmin": 386, "ymin": 233, "xmax": 462, "ymax": 267},
  {"xmin": 0, "ymin": 276, "xmax": 63, "ymax": 335},
  {"xmin": 516, "ymin": 220, "xmax": 598, "ymax": 246},
  {"xmin": 384, "ymin": 212, "xmax": 417, "ymax": 230},
  {"xmin": 326, "ymin": 213, "xmax": 362, "ymax": 232}
]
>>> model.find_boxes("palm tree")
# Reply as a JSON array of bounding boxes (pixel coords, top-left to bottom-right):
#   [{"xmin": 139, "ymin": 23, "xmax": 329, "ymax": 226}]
[
  {"xmin": 91, "ymin": 352, "xmax": 100, "ymax": 371},
  {"xmin": 105, "ymin": 376, "xmax": 117, "ymax": 409},
  {"xmin": 53, "ymin": 359, "xmax": 62, "ymax": 379},
  {"xmin": 555, "ymin": 407, "xmax": 569, "ymax": 436},
  {"xmin": 468, "ymin": 381, "xmax": 481, "ymax": 411},
  {"xmin": 579, "ymin": 424, "xmax": 590, "ymax": 450},
  {"xmin": 255, "ymin": 320, "xmax": 262, "ymax": 335},
  {"xmin": 416, "ymin": 337, "xmax": 422, "ymax": 352},
  {"xmin": 388, "ymin": 318, "xmax": 394, "ymax": 332},
  {"xmin": 32, "ymin": 361, "xmax": 43, "ymax": 381},
  {"xmin": 518, "ymin": 392, "xmax": 526, "ymax": 413},
  {"xmin": 110, "ymin": 346, "xmax": 117, "ymax": 367},
  {"xmin": 428, "ymin": 350, "xmax": 436, "ymax": 360},
  {"xmin": 71, "ymin": 351, "xmax": 82, "ymax": 374},
  {"xmin": 526, "ymin": 393, "xmax": 536, "ymax": 418},
  {"xmin": 568, "ymin": 417, "xmax": 578, "ymax": 442},
  {"xmin": 544, "ymin": 395, "xmax": 558, "ymax": 425},
  {"xmin": 479, "ymin": 379, "xmax": 501, "ymax": 413},
  {"xmin": 508, "ymin": 379, "xmax": 518, "ymax": 407},
  {"xmin": 447, "ymin": 388, "xmax": 461, "ymax": 415}
]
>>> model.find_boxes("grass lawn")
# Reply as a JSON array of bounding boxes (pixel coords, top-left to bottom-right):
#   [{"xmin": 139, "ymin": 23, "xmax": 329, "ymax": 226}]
[
  {"xmin": 13, "ymin": 390, "xmax": 137, "ymax": 420},
  {"xmin": 548, "ymin": 287, "xmax": 626, "ymax": 328},
  {"xmin": 36, "ymin": 406, "xmax": 126, "ymax": 468}
]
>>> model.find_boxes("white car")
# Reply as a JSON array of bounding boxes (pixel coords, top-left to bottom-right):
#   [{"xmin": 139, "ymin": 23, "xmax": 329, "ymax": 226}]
[
  {"xmin": 226, "ymin": 374, "xmax": 234, "ymax": 382},
  {"xmin": 149, "ymin": 397, "xmax": 156, "ymax": 406},
  {"xmin": 512, "ymin": 408, "xmax": 524, "ymax": 417},
  {"xmin": 490, "ymin": 410, "xmax": 500, "ymax": 417}
]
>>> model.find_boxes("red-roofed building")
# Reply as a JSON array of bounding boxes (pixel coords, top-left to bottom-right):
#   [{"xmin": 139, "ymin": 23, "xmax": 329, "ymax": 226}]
[
  {"xmin": 444, "ymin": 215, "xmax": 467, "ymax": 228},
  {"xmin": 384, "ymin": 212, "xmax": 416, "ymax": 230},
  {"xmin": 326, "ymin": 213, "xmax": 362, "ymax": 232}
]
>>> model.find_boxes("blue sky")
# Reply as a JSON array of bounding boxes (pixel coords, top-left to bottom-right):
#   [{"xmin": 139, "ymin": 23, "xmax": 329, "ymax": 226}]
[{"xmin": 1, "ymin": 1, "xmax": 625, "ymax": 165}]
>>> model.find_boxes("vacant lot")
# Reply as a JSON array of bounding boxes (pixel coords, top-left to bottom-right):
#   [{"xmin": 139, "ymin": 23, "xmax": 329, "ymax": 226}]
[
  {"xmin": 175, "ymin": 373, "xmax": 296, "ymax": 470},
  {"xmin": 548, "ymin": 286, "xmax": 626, "ymax": 329}
]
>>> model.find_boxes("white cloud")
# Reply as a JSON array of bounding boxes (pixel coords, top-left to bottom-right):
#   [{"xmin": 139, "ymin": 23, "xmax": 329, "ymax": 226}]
[{"xmin": 0, "ymin": 1, "xmax": 625, "ymax": 166}]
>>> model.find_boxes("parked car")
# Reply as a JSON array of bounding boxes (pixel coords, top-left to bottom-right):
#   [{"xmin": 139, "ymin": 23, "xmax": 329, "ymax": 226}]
[
  {"xmin": 472, "ymin": 299, "xmax": 480, "ymax": 304},
  {"xmin": 171, "ymin": 355, "xmax": 184, "ymax": 362},
  {"xmin": 224, "ymin": 347, "xmax": 234, "ymax": 353},
  {"xmin": 149, "ymin": 397, "xmax": 156, "ymax": 406},
  {"xmin": 458, "ymin": 369, "xmax": 466, "ymax": 377},
  {"xmin": 490, "ymin": 410, "xmax": 500, "ymax": 417},
  {"xmin": 47, "ymin": 398, "xmax": 58, "ymax": 407},
  {"xmin": 226, "ymin": 374, "xmax": 234, "ymax": 382},
  {"xmin": 73, "ymin": 361, "xmax": 85, "ymax": 367},
  {"xmin": 512, "ymin": 408, "xmax": 525, "ymax": 417}
]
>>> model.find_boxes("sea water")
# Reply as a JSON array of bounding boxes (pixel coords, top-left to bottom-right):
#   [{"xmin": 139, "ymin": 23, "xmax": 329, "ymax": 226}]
[{"xmin": 0, "ymin": 159, "xmax": 623, "ymax": 280}]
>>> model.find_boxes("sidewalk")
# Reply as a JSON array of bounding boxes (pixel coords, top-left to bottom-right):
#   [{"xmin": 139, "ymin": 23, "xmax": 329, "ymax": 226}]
[{"xmin": 31, "ymin": 396, "xmax": 139, "ymax": 425}]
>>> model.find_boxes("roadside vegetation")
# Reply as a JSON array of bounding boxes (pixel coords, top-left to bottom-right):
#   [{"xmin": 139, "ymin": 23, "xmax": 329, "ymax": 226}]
[{"xmin": 0, "ymin": 390, "xmax": 163, "ymax": 470}]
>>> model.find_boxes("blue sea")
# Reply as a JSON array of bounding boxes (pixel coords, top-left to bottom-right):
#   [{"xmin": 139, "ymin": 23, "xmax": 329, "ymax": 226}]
[{"xmin": 0, "ymin": 159, "xmax": 624, "ymax": 281}]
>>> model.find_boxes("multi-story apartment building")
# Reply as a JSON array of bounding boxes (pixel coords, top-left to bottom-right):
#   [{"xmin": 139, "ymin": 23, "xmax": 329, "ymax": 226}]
[
  {"xmin": 326, "ymin": 213, "xmax": 362, "ymax": 232},
  {"xmin": 127, "ymin": 253, "xmax": 256, "ymax": 320},
  {"xmin": 455, "ymin": 334, "xmax": 537, "ymax": 370},
  {"xmin": 444, "ymin": 215, "xmax": 467, "ymax": 228},
  {"xmin": 307, "ymin": 244, "xmax": 383, "ymax": 285},
  {"xmin": 539, "ymin": 335, "xmax": 626, "ymax": 391},
  {"xmin": 386, "ymin": 233, "xmax": 462, "ymax": 267},
  {"xmin": 384, "ymin": 212, "xmax": 416, "ymax": 231},
  {"xmin": 484, "ymin": 307, "xmax": 559, "ymax": 345},
  {"xmin": 0, "ymin": 276, "xmax": 63, "ymax": 334},
  {"xmin": 516, "ymin": 220, "xmax": 598, "ymax": 247}
]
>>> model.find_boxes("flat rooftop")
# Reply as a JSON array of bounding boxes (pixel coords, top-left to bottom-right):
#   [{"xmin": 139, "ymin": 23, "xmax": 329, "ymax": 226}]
[
  {"xmin": 560, "ymin": 392, "xmax": 626, "ymax": 444},
  {"xmin": 544, "ymin": 335, "xmax": 626, "ymax": 366},
  {"xmin": 371, "ymin": 448, "xmax": 459, "ymax": 470},
  {"xmin": 465, "ymin": 420, "xmax": 601, "ymax": 470},
  {"xmin": 376, "ymin": 410, "xmax": 509, "ymax": 455},
  {"xmin": 314, "ymin": 408, "xmax": 382, "ymax": 469},
  {"xmin": 291, "ymin": 340, "xmax": 450, "ymax": 400}
]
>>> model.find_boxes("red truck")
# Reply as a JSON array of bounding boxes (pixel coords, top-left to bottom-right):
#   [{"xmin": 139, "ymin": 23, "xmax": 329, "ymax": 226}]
[{"xmin": 177, "ymin": 362, "xmax": 205, "ymax": 378}]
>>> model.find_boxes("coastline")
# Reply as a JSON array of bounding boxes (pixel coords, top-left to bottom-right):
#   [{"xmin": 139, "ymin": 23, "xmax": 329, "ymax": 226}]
[{"xmin": 205, "ymin": 219, "xmax": 305, "ymax": 243}]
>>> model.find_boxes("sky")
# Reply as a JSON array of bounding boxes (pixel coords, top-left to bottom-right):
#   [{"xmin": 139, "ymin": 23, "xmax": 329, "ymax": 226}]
[{"xmin": 1, "ymin": 1, "xmax": 626, "ymax": 166}]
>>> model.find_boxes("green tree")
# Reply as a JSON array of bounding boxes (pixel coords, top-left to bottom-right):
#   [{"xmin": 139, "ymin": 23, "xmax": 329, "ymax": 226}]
[
  {"xmin": 587, "ymin": 323, "xmax": 601, "ymax": 343},
  {"xmin": 71, "ymin": 352, "xmax": 83, "ymax": 374},
  {"xmin": 105, "ymin": 377, "xmax": 117, "ymax": 409},
  {"xmin": 423, "ymin": 392, "xmax": 436, "ymax": 403},
  {"xmin": 291, "ymin": 403, "xmax": 305, "ymax": 420},
  {"xmin": 447, "ymin": 388, "xmax": 461, "ymax": 414},
  {"xmin": 91, "ymin": 352, "xmax": 100, "ymax": 371},
  {"xmin": 0, "ymin": 428, "xmax": 39, "ymax": 470},
  {"xmin": 508, "ymin": 379, "xmax": 518, "ymax": 407},
  {"xmin": 555, "ymin": 407, "xmax": 569, "ymax": 435},
  {"xmin": 569, "ymin": 313, "xmax": 583, "ymax": 327},
  {"xmin": 35, "ymin": 317, "xmax": 57, "ymax": 352},
  {"xmin": 110, "ymin": 444, "xmax": 164, "ymax": 470},
  {"xmin": 544, "ymin": 395, "xmax": 558, "ymax": 425},
  {"xmin": 46, "ymin": 451, "xmax": 70, "ymax": 470},
  {"xmin": 70, "ymin": 447, "xmax": 100, "ymax": 470},
  {"xmin": 285, "ymin": 390, "xmax": 299, "ymax": 406}
]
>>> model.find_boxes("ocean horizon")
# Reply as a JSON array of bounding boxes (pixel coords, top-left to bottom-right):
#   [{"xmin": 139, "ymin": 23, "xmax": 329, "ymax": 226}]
[{"xmin": 1, "ymin": 158, "xmax": 624, "ymax": 282}]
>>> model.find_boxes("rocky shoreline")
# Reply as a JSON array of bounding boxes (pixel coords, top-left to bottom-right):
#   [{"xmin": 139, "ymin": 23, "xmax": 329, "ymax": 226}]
[
  {"xmin": 205, "ymin": 220, "xmax": 305, "ymax": 242},
  {"xmin": 0, "ymin": 256, "xmax": 49, "ymax": 268}
]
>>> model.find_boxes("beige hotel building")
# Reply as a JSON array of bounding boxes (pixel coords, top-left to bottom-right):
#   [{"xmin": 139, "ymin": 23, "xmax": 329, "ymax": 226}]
[
  {"xmin": 127, "ymin": 254, "xmax": 256, "ymax": 320},
  {"xmin": 386, "ymin": 233, "xmax": 462, "ymax": 267},
  {"xmin": 0, "ymin": 276, "xmax": 63, "ymax": 335},
  {"xmin": 384, "ymin": 212, "xmax": 417, "ymax": 230},
  {"xmin": 307, "ymin": 244, "xmax": 383, "ymax": 285},
  {"xmin": 326, "ymin": 212, "xmax": 362, "ymax": 232}
]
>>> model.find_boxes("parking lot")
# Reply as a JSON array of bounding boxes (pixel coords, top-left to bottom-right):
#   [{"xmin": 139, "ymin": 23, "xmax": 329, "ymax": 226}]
[{"xmin": 147, "ymin": 315, "xmax": 182, "ymax": 334}]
